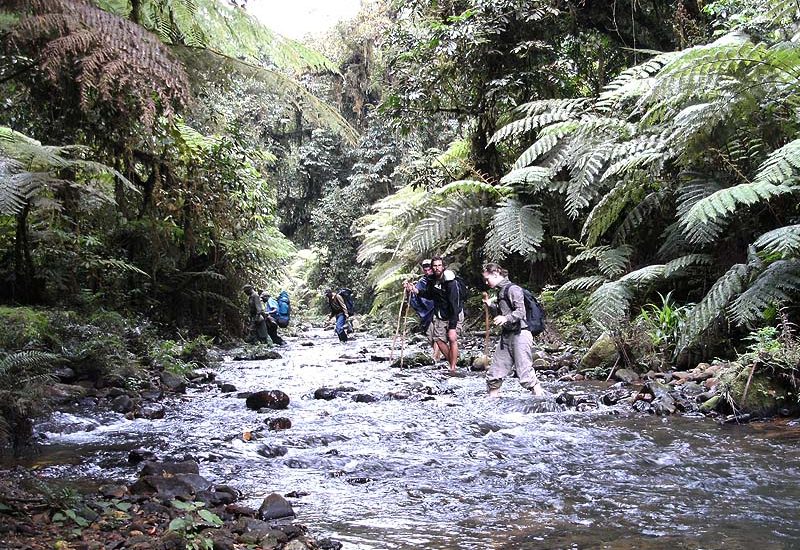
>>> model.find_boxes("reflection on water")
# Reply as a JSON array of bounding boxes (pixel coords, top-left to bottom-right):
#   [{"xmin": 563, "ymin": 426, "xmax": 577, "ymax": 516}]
[{"xmin": 21, "ymin": 328, "xmax": 800, "ymax": 549}]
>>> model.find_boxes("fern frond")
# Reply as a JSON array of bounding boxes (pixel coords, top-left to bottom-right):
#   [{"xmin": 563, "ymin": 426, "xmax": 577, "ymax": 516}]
[
  {"xmin": 613, "ymin": 190, "xmax": 669, "ymax": 246},
  {"xmin": 619, "ymin": 264, "xmax": 665, "ymax": 285},
  {"xmin": 484, "ymin": 199, "xmax": 544, "ymax": 260},
  {"xmin": 499, "ymin": 166, "xmax": 551, "ymax": 192},
  {"xmin": 680, "ymin": 180, "xmax": 795, "ymax": 244},
  {"xmin": 754, "ymin": 224, "xmax": 800, "ymax": 257},
  {"xmin": 556, "ymin": 275, "xmax": 608, "ymax": 295},
  {"xmin": 663, "ymin": 254, "xmax": 713, "ymax": 278},
  {"xmin": 435, "ymin": 179, "xmax": 511, "ymax": 198},
  {"xmin": 587, "ymin": 281, "xmax": 633, "ymax": 328},
  {"xmin": 582, "ymin": 177, "xmax": 643, "ymax": 246},
  {"xmin": 678, "ymin": 263, "xmax": 751, "ymax": 351},
  {"xmin": 750, "ymin": 138, "xmax": 800, "ymax": 187},
  {"xmin": 408, "ymin": 193, "xmax": 495, "ymax": 252},
  {"xmin": 729, "ymin": 259, "xmax": 800, "ymax": 326},
  {"xmin": 490, "ymin": 106, "xmax": 583, "ymax": 144}
]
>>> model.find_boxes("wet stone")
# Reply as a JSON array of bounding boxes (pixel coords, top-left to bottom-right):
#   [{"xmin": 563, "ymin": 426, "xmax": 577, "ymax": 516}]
[
  {"xmin": 159, "ymin": 371, "xmax": 187, "ymax": 393},
  {"xmin": 266, "ymin": 417, "xmax": 292, "ymax": 430},
  {"xmin": 220, "ymin": 383, "xmax": 237, "ymax": 393},
  {"xmin": 614, "ymin": 368, "xmax": 640, "ymax": 384},
  {"xmin": 111, "ymin": 394, "xmax": 135, "ymax": 414},
  {"xmin": 246, "ymin": 390, "xmax": 290, "ymax": 410},
  {"xmin": 601, "ymin": 388, "xmax": 631, "ymax": 406},
  {"xmin": 351, "ymin": 393, "xmax": 378, "ymax": 403},
  {"xmin": 314, "ymin": 388, "xmax": 339, "ymax": 400},
  {"xmin": 140, "ymin": 459, "xmax": 199, "ymax": 476},
  {"xmin": 136, "ymin": 404, "xmax": 165, "ymax": 420},
  {"xmin": 258, "ymin": 493, "xmax": 295, "ymax": 521},
  {"xmin": 257, "ymin": 444, "xmax": 288, "ymax": 458}
]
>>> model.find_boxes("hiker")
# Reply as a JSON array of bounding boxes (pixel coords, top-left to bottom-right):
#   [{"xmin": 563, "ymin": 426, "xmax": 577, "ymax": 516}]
[
  {"xmin": 325, "ymin": 288, "xmax": 351, "ymax": 342},
  {"xmin": 404, "ymin": 255, "xmax": 463, "ymax": 372},
  {"xmin": 260, "ymin": 292, "xmax": 286, "ymax": 345},
  {"xmin": 243, "ymin": 284, "xmax": 269, "ymax": 344},
  {"xmin": 481, "ymin": 262, "xmax": 545, "ymax": 397},
  {"xmin": 409, "ymin": 259, "xmax": 435, "ymax": 334}
]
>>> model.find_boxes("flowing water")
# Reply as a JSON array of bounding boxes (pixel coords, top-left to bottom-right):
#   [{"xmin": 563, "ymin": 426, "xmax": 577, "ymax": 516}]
[{"xmin": 23, "ymin": 328, "xmax": 800, "ymax": 549}]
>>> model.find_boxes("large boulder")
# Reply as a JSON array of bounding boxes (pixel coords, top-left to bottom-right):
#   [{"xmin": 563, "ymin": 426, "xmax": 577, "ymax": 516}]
[
  {"xmin": 246, "ymin": 390, "xmax": 290, "ymax": 410},
  {"xmin": 258, "ymin": 493, "xmax": 295, "ymax": 521},
  {"xmin": 715, "ymin": 363, "xmax": 795, "ymax": 417},
  {"xmin": 580, "ymin": 332, "xmax": 618, "ymax": 369}
]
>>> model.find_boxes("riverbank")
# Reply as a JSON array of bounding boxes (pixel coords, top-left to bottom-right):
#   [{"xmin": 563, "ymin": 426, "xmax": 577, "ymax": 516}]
[{"xmin": 4, "ymin": 320, "xmax": 800, "ymax": 548}]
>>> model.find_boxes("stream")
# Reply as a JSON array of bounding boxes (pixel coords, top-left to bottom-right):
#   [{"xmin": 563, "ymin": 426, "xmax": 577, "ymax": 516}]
[{"xmin": 23, "ymin": 328, "xmax": 800, "ymax": 549}]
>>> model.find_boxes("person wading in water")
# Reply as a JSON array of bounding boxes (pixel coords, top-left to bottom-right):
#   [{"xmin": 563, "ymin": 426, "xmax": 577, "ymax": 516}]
[
  {"xmin": 404, "ymin": 256, "xmax": 463, "ymax": 372},
  {"xmin": 481, "ymin": 262, "xmax": 546, "ymax": 397}
]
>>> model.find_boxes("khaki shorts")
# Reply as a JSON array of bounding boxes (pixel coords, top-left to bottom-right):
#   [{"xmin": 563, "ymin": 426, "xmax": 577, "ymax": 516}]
[{"xmin": 427, "ymin": 312, "xmax": 463, "ymax": 343}]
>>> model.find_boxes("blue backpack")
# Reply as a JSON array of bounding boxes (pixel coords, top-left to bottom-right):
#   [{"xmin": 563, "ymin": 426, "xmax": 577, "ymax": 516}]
[{"xmin": 275, "ymin": 290, "xmax": 291, "ymax": 327}]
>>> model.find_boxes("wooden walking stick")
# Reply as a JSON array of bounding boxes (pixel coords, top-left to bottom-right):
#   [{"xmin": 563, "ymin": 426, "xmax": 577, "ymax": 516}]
[
  {"xmin": 480, "ymin": 291, "xmax": 491, "ymax": 368},
  {"xmin": 399, "ymin": 290, "xmax": 413, "ymax": 368},
  {"xmin": 390, "ymin": 288, "xmax": 407, "ymax": 360}
]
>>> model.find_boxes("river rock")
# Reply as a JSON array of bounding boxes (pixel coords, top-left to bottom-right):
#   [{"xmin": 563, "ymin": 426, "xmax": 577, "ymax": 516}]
[
  {"xmin": 258, "ymin": 493, "xmax": 295, "ymax": 521},
  {"xmin": 601, "ymin": 388, "xmax": 631, "ymax": 406},
  {"xmin": 266, "ymin": 417, "xmax": 292, "ymax": 430},
  {"xmin": 651, "ymin": 393, "xmax": 676, "ymax": 415},
  {"xmin": 111, "ymin": 394, "xmax": 135, "ymax": 413},
  {"xmin": 140, "ymin": 459, "xmax": 199, "ymax": 476},
  {"xmin": 390, "ymin": 352, "xmax": 432, "ymax": 369},
  {"xmin": 314, "ymin": 388, "xmax": 339, "ymax": 400},
  {"xmin": 351, "ymin": 393, "xmax": 378, "ymax": 403},
  {"xmin": 220, "ymin": 383, "xmax": 237, "ymax": 393},
  {"xmin": 614, "ymin": 368, "xmax": 640, "ymax": 384},
  {"xmin": 471, "ymin": 355, "xmax": 490, "ymax": 371},
  {"xmin": 52, "ymin": 366, "xmax": 77, "ymax": 383},
  {"xmin": 581, "ymin": 332, "xmax": 618, "ymax": 369},
  {"xmin": 131, "ymin": 472, "xmax": 211, "ymax": 500},
  {"xmin": 246, "ymin": 390, "xmax": 290, "ymax": 410},
  {"xmin": 257, "ymin": 444, "xmax": 288, "ymax": 458},
  {"xmin": 136, "ymin": 403, "xmax": 165, "ymax": 420},
  {"xmin": 128, "ymin": 449, "xmax": 158, "ymax": 464},
  {"xmin": 160, "ymin": 371, "xmax": 187, "ymax": 394}
]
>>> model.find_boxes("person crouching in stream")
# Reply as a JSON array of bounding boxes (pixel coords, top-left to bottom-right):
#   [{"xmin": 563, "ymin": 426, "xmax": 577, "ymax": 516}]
[{"xmin": 481, "ymin": 263, "xmax": 546, "ymax": 398}]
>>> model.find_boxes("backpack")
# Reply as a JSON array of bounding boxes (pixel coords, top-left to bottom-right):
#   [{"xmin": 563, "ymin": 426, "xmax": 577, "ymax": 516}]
[
  {"xmin": 451, "ymin": 275, "xmax": 468, "ymax": 313},
  {"xmin": 338, "ymin": 288, "xmax": 355, "ymax": 316},
  {"xmin": 500, "ymin": 284, "xmax": 545, "ymax": 335},
  {"xmin": 275, "ymin": 290, "xmax": 291, "ymax": 328}
]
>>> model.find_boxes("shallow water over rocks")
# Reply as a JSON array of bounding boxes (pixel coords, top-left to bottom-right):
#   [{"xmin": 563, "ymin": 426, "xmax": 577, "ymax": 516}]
[{"xmin": 26, "ymin": 328, "xmax": 800, "ymax": 549}]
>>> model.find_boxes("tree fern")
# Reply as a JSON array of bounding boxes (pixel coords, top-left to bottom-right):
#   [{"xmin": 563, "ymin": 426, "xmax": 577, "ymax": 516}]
[
  {"xmin": 680, "ymin": 180, "xmax": 795, "ymax": 244},
  {"xmin": 484, "ymin": 199, "xmax": 544, "ymax": 260},
  {"xmin": 663, "ymin": 254, "xmax": 713, "ymax": 278},
  {"xmin": 678, "ymin": 263, "xmax": 752, "ymax": 351},
  {"xmin": 754, "ymin": 224, "xmax": 800, "ymax": 257},
  {"xmin": 729, "ymin": 259, "xmax": 800, "ymax": 326},
  {"xmin": 582, "ymin": 177, "xmax": 643, "ymax": 246},
  {"xmin": 409, "ymin": 193, "xmax": 495, "ymax": 252},
  {"xmin": 555, "ymin": 275, "xmax": 608, "ymax": 295},
  {"xmin": 586, "ymin": 281, "xmax": 633, "ymax": 329},
  {"xmin": 499, "ymin": 166, "xmax": 551, "ymax": 192}
]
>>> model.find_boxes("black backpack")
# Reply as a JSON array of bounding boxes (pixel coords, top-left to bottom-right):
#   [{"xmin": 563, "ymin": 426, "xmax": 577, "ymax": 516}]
[
  {"xmin": 500, "ymin": 284, "xmax": 545, "ymax": 335},
  {"xmin": 338, "ymin": 288, "xmax": 355, "ymax": 316}
]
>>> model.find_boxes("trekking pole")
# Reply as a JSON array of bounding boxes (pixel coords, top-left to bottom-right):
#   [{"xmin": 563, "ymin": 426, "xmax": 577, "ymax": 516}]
[
  {"xmin": 390, "ymin": 288, "xmax": 407, "ymax": 360},
  {"xmin": 482, "ymin": 291, "xmax": 491, "ymax": 366},
  {"xmin": 400, "ymin": 289, "xmax": 412, "ymax": 368}
]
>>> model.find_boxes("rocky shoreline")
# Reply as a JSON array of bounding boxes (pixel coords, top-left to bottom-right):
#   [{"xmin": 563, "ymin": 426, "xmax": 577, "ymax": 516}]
[{"xmin": 1, "ymin": 327, "xmax": 797, "ymax": 548}]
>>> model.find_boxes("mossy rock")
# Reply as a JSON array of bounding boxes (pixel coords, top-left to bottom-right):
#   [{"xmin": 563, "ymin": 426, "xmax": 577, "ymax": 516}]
[
  {"xmin": 580, "ymin": 332, "xmax": 618, "ymax": 369},
  {"xmin": 390, "ymin": 352, "xmax": 432, "ymax": 369},
  {"xmin": 718, "ymin": 363, "xmax": 793, "ymax": 417}
]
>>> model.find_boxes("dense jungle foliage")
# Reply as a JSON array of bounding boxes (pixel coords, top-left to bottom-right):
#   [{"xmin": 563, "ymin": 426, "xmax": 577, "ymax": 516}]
[{"xmin": 2, "ymin": 0, "xmax": 800, "ymax": 447}]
